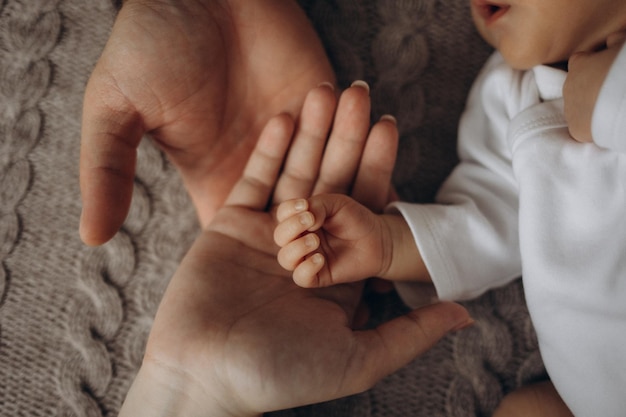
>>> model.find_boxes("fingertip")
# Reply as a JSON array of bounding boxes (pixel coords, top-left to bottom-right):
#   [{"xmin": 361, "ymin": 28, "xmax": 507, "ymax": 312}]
[
  {"xmin": 274, "ymin": 209, "xmax": 315, "ymax": 247},
  {"xmin": 78, "ymin": 218, "xmax": 100, "ymax": 246},
  {"xmin": 78, "ymin": 212, "xmax": 116, "ymax": 246},
  {"xmin": 276, "ymin": 198, "xmax": 307, "ymax": 222},
  {"xmin": 373, "ymin": 115, "xmax": 399, "ymax": 139},
  {"xmin": 369, "ymin": 116, "xmax": 399, "ymax": 156},
  {"xmin": 316, "ymin": 81, "xmax": 336, "ymax": 92},
  {"xmin": 350, "ymin": 80, "xmax": 370, "ymax": 95},
  {"xmin": 78, "ymin": 172, "xmax": 133, "ymax": 246},
  {"xmin": 304, "ymin": 232, "xmax": 320, "ymax": 251},
  {"xmin": 276, "ymin": 247, "xmax": 293, "ymax": 271},
  {"xmin": 379, "ymin": 114, "xmax": 397, "ymax": 125},
  {"xmin": 339, "ymin": 80, "xmax": 371, "ymax": 110},
  {"xmin": 334, "ymin": 80, "xmax": 371, "ymax": 118},
  {"xmin": 310, "ymin": 252, "xmax": 324, "ymax": 265},
  {"xmin": 303, "ymin": 83, "xmax": 338, "ymax": 115},
  {"xmin": 78, "ymin": 206, "xmax": 125, "ymax": 246},
  {"xmin": 294, "ymin": 198, "xmax": 307, "ymax": 212},
  {"xmin": 273, "ymin": 223, "xmax": 290, "ymax": 248},
  {"xmin": 78, "ymin": 170, "xmax": 133, "ymax": 247},
  {"xmin": 293, "ymin": 253, "xmax": 325, "ymax": 288}
]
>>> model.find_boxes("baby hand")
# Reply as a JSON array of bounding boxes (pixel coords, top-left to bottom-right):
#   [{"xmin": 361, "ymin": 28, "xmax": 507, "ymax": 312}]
[
  {"xmin": 564, "ymin": 31, "xmax": 626, "ymax": 142},
  {"xmin": 274, "ymin": 194, "xmax": 389, "ymax": 288}
]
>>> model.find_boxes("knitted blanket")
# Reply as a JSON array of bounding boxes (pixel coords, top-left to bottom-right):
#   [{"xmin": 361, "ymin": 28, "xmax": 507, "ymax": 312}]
[{"xmin": 0, "ymin": 1, "xmax": 545, "ymax": 416}]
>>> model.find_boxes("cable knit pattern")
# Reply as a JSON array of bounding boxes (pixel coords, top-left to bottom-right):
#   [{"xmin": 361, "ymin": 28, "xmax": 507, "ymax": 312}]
[
  {"xmin": 0, "ymin": 0, "xmax": 58, "ymax": 271},
  {"xmin": 0, "ymin": 3, "xmax": 59, "ymax": 415},
  {"xmin": 1, "ymin": 0, "xmax": 544, "ymax": 416}
]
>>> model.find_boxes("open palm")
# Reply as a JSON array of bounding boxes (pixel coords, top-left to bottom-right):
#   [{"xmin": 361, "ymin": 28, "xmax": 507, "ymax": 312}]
[
  {"xmin": 120, "ymin": 106, "xmax": 471, "ymax": 416},
  {"xmin": 80, "ymin": 0, "xmax": 334, "ymax": 245}
]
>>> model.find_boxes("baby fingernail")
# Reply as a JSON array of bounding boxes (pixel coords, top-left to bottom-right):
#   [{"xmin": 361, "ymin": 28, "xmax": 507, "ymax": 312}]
[
  {"xmin": 311, "ymin": 253, "xmax": 324, "ymax": 265},
  {"xmin": 299, "ymin": 212, "xmax": 313, "ymax": 226},
  {"xmin": 305, "ymin": 234, "xmax": 318, "ymax": 248},
  {"xmin": 294, "ymin": 199, "xmax": 307, "ymax": 212}
]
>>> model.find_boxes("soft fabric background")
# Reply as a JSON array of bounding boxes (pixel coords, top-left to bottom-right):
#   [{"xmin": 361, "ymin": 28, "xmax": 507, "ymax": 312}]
[{"xmin": 0, "ymin": 1, "xmax": 545, "ymax": 415}]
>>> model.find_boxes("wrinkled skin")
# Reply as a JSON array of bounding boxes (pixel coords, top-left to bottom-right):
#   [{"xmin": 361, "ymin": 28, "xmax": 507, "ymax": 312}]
[{"xmin": 80, "ymin": 0, "xmax": 334, "ymax": 245}]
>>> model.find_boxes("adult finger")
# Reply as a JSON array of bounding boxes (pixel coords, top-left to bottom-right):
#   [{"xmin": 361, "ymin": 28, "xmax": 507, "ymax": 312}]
[
  {"xmin": 224, "ymin": 114, "xmax": 295, "ymax": 210},
  {"xmin": 351, "ymin": 115, "xmax": 399, "ymax": 212},
  {"xmin": 312, "ymin": 81, "xmax": 371, "ymax": 196},
  {"xmin": 346, "ymin": 302, "xmax": 473, "ymax": 395},
  {"xmin": 273, "ymin": 83, "xmax": 337, "ymax": 203},
  {"xmin": 79, "ymin": 70, "xmax": 144, "ymax": 246}
]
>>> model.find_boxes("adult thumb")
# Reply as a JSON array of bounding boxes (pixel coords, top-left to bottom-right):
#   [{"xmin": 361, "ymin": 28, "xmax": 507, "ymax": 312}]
[
  {"xmin": 349, "ymin": 301, "xmax": 472, "ymax": 394},
  {"xmin": 79, "ymin": 67, "xmax": 144, "ymax": 246}
]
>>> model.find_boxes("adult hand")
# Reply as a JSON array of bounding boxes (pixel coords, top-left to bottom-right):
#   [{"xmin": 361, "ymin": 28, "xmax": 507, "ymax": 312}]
[
  {"xmin": 117, "ymin": 84, "xmax": 472, "ymax": 417},
  {"xmin": 564, "ymin": 31, "xmax": 626, "ymax": 142},
  {"xmin": 80, "ymin": 0, "xmax": 334, "ymax": 245}
]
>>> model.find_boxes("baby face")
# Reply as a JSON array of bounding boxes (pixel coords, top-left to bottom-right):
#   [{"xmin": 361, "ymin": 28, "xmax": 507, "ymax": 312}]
[{"xmin": 470, "ymin": 0, "xmax": 626, "ymax": 69}]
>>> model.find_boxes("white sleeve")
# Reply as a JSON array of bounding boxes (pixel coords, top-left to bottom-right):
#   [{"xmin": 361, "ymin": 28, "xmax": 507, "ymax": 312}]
[
  {"xmin": 591, "ymin": 42, "xmax": 626, "ymax": 152},
  {"xmin": 390, "ymin": 54, "xmax": 534, "ymax": 303}
]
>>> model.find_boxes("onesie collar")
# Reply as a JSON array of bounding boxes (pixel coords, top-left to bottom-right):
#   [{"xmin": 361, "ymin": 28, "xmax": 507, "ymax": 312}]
[{"xmin": 532, "ymin": 65, "xmax": 567, "ymax": 101}]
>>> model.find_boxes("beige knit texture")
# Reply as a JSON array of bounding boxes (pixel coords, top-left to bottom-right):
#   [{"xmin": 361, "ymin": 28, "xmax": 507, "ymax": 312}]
[{"xmin": 0, "ymin": 0, "xmax": 544, "ymax": 415}]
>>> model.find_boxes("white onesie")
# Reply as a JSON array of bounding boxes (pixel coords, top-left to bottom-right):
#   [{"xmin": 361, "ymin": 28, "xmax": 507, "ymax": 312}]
[{"xmin": 391, "ymin": 46, "xmax": 626, "ymax": 417}]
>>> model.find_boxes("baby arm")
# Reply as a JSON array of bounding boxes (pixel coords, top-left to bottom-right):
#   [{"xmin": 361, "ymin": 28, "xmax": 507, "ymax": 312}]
[{"xmin": 274, "ymin": 194, "xmax": 430, "ymax": 288}]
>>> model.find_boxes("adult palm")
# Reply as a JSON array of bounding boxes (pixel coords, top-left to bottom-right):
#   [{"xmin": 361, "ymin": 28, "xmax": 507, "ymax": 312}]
[
  {"xmin": 80, "ymin": 0, "xmax": 334, "ymax": 245},
  {"xmin": 137, "ymin": 227, "xmax": 468, "ymax": 416},
  {"xmin": 118, "ymin": 115, "xmax": 471, "ymax": 417}
]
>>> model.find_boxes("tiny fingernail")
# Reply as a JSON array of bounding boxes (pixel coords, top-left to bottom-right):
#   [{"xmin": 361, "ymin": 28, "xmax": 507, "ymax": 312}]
[
  {"xmin": 351, "ymin": 80, "xmax": 370, "ymax": 94},
  {"xmin": 299, "ymin": 212, "xmax": 313, "ymax": 226},
  {"xmin": 294, "ymin": 199, "xmax": 307, "ymax": 212},
  {"xmin": 305, "ymin": 234, "xmax": 318, "ymax": 248},
  {"xmin": 311, "ymin": 253, "xmax": 324, "ymax": 265},
  {"xmin": 317, "ymin": 81, "xmax": 335, "ymax": 91},
  {"xmin": 380, "ymin": 114, "xmax": 397, "ymax": 124}
]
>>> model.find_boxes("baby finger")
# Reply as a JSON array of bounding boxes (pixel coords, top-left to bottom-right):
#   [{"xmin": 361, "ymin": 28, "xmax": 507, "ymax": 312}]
[
  {"xmin": 274, "ymin": 210, "xmax": 315, "ymax": 247},
  {"xmin": 277, "ymin": 233, "xmax": 321, "ymax": 271}
]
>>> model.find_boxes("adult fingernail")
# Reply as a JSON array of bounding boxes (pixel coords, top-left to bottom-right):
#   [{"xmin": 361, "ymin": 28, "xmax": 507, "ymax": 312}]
[
  {"xmin": 351, "ymin": 80, "xmax": 370, "ymax": 94},
  {"xmin": 317, "ymin": 81, "xmax": 335, "ymax": 91},
  {"xmin": 380, "ymin": 114, "xmax": 397, "ymax": 124}
]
